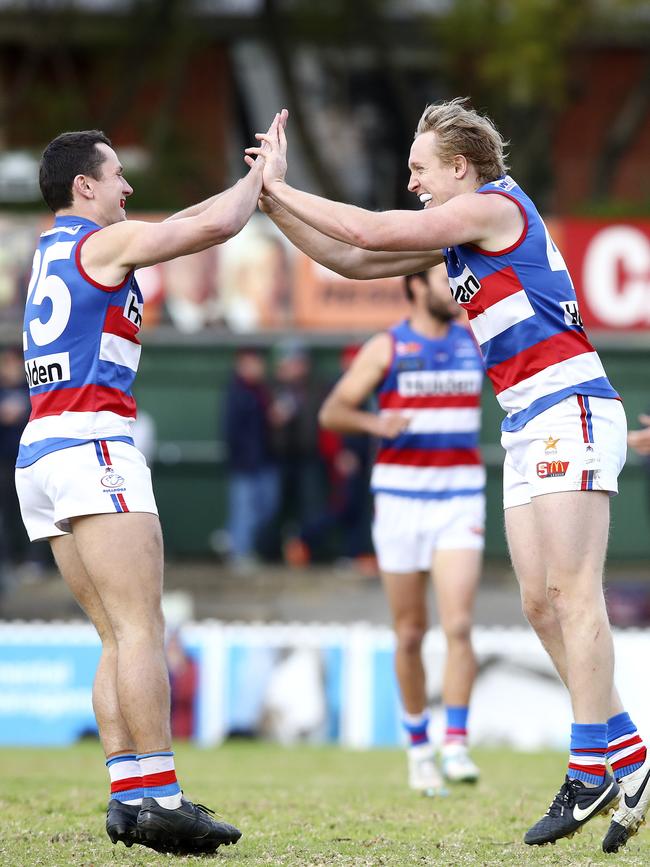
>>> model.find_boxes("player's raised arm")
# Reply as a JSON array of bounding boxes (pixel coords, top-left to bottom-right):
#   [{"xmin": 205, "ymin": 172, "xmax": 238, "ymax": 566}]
[
  {"xmin": 246, "ymin": 110, "xmax": 518, "ymax": 253},
  {"xmin": 80, "ymin": 113, "xmax": 284, "ymax": 286},
  {"xmin": 259, "ymin": 193, "xmax": 443, "ymax": 279},
  {"xmin": 319, "ymin": 333, "xmax": 410, "ymax": 438}
]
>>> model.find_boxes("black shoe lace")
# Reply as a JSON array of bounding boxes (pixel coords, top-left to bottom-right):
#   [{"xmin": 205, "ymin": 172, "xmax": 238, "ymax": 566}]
[
  {"xmin": 192, "ymin": 803, "xmax": 215, "ymax": 817},
  {"xmin": 546, "ymin": 780, "xmax": 577, "ymax": 817}
]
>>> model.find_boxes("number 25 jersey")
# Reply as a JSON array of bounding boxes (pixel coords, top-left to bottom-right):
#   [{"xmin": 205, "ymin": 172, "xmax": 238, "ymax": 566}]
[{"xmin": 17, "ymin": 215, "xmax": 143, "ymax": 468}]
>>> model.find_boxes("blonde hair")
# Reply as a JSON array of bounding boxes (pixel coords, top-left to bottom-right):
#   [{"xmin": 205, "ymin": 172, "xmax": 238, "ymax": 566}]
[{"xmin": 415, "ymin": 97, "xmax": 509, "ymax": 183}]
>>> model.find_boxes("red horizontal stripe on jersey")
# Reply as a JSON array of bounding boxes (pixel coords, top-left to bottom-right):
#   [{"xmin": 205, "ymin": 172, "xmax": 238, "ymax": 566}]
[
  {"xmin": 466, "ymin": 266, "xmax": 523, "ymax": 319},
  {"xmin": 378, "ymin": 392, "xmax": 480, "ymax": 410},
  {"xmin": 612, "ymin": 747, "xmax": 647, "ymax": 770},
  {"xmin": 142, "ymin": 770, "xmax": 178, "ymax": 788},
  {"xmin": 111, "ymin": 776, "xmax": 143, "ymax": 794},
  {"xmin": 489, "ymin": 329, "xmax": 595, "ymax": 394},
  {"xmin": 104, "ymin": 305, "xmax": 140, "ymax": 343},
  {"xmin": 30, "ymin": 385, "xmax": 136, "ymax": 420},
  {"xmin": 375, "ymin": 447, "xmax": 482, "ymax": 467}
]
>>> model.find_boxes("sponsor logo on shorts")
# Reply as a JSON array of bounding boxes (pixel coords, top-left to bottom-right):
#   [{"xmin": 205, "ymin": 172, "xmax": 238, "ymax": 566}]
[
  {"xmin": 101, "ymin": 470, "xmax": 126, "ymax": 490},
  {"xmin": 24, "ymin": 352, "xmax": 71, "ymax": 388},
  {"xmin": 537, "ymin": 460, "xmax": 570, "ymax": 479},
  {"xmin": 543, "ymin": 435, "xmax": 560, "ymax": 454}
]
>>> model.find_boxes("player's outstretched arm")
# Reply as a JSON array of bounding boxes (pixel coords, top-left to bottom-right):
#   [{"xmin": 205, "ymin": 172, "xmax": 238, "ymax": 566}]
[
  {"xmin": 246, "ymin": 112, "xmax": 504, "ymax": 253},
  {"xmin": 259, "ymin": 194, "xmax": 442, "ymax": 279},
  {"xmin": 81, "ymin": 114, "xmax": 284, "ymax": 286},
  {"xmin": 319, "ymin": 333, "xmax": 410, "ymax": 438}
]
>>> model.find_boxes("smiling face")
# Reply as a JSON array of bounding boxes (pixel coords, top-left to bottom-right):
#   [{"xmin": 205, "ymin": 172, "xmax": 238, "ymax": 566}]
[
  {"xmin": 82, "ymin": 143, "xmax": 133, "ymax": 226},
  {"xmin": 407, "ymin": 131, "xmax": 476, "ymax": 208}
]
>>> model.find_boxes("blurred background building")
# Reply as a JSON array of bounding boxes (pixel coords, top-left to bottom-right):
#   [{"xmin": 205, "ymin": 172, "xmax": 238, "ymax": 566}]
[{"xmin": 0, "ymin": 0, "xmax": 649, "ymax": 747}]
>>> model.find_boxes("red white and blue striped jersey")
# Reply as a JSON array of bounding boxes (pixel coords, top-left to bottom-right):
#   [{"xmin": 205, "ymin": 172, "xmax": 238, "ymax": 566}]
[
  {"xmin": 370, "ymin": 320, "xmax": 485, "ymax": 499},
  {"xmin": 444, "ymin": 176, "xmax": 619, "ymax": 433},
  {"xmin": 17, "ymin": 215, "xmax": 143, "ymax": 468}
]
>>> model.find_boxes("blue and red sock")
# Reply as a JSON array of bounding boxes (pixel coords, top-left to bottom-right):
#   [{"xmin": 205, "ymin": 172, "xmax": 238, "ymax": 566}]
[
  {"xmin": 107, "ymin": 753, "xmax": 143, "ymax": 805},
  {"xmin": 568, "ymin": 723, "xmax": 607, "ymax": 786},
  {"xmin": 444, "ymin": 705, "xmax": 469, "ymax": 746},
  {"xmin": 402, "ymin": 710, "xmax": 430, "ymax": 747},
  {"xmin": 138, "ymin": 750, "xmax": 182, "ymax": 809},
  {"xmin": 607, "ymin": 712, "xmax": 647, "ymax": 781}
]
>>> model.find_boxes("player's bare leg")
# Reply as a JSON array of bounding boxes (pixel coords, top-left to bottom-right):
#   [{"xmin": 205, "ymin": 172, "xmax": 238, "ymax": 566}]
[
  {"xmin": 69, "ymin": 512, "xmax": 170, "ymax": 752},
  {"xmin": 51, "ymin": 533, "xmax": 135, "ymax": 755},
  {"xmin": 382, "ymin": 570, "xmax": 444, "ymax": 794},
  {"xmin": 69, "ymin": 511, "xmax": 240, "ymax": 853},
  {"xmin": 507, "ymin": 502, "xmax": 626, "ymax": 714},
  {"xmin": 510, "ymin": 492, "xmax": 620, "ymax": 845},
  {"xmin": 432, "ymin": 548, "xmax": 481, "ymax": 782},
  {"xmin": 506, "ymin": 503, "xmax": 570, "ymax": 685},
  {"xmin": 51, "ymin": 532, "xmax": 142, "ymax": 848},
  {"xmin": 532, "ymin": 491, "xmax": 613, "ymax": 723}
]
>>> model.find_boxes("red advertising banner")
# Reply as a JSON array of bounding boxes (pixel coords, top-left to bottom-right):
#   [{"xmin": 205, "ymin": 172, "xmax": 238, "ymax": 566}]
[{"xmin": 559, "ymin": 219, "xmax": 650, "ymax": 331}]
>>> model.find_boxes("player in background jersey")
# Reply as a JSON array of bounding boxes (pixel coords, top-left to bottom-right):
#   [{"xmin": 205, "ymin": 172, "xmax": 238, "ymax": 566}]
[
  {"xmin": 17, "ymin": 116, "xmax": 285, "ymax": 855},
  {"xmin": 248, "ymin": 102, "xmax": 650, "ymax": 853},
  {"xmin": 320, "ymin": 264, "xmax": 484, "ymax": 794}
]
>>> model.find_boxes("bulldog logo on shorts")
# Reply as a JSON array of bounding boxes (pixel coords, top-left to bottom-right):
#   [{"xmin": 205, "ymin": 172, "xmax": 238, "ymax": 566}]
[{"xmin": 101, "ymin": 470, "xmax": 126, "ymax": 489}]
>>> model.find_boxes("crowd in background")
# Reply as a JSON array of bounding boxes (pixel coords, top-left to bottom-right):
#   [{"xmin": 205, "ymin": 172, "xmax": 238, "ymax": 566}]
[{"xmin": 220, "ymin": 339, "xmax": 373, "ymax": 573}]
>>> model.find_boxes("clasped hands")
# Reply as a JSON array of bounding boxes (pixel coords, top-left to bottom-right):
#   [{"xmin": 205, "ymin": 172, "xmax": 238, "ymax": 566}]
[{"xmin": 244, "ymin": 109, "xmax": 290, "ymax": 209}]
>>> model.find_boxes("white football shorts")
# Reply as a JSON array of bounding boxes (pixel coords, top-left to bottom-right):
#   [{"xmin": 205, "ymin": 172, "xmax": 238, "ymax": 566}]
[
  {"xmin": 15, "ymin": 439, "xmax": 159, "ymax": 541},
  {"xmin": 501, "ymin": 395, "xmax": 627, "ymax": 510},
  {"xmin": 372, "ymin": 491, "xmax": 485, "ymax": 574}
]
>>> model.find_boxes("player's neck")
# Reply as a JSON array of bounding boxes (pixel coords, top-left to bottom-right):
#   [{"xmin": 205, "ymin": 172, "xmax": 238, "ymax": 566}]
[
  {"xmin": 407, "ymin": 312, "xmax": 450, "ymax": 340},
  {"xmin": 56, "ymin": 202, "xmax": 105, "ymax": 226}
]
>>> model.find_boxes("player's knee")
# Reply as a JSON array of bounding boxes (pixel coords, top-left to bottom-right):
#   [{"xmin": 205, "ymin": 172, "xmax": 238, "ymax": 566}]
[
  {"xmin": 112, "ymin": 605, "xmax": 165, "ymax": 644},
  {"xmin": 522, "ymin": 594, "xmax": 554, "ymax": 632},
  {"xmin": 442, "ymin": 617, "xmax": 472, "ymax": 644},
  {"xmin": 395, "ymin": 623, "xmax": 425, "ymax": 655}
]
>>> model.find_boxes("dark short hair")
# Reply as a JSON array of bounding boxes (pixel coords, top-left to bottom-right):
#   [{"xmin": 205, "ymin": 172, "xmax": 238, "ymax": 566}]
[
  {"xmin": 39, "ymin": 130, "xmax": 112, "ymax": 212},
  {"xmin": 404, "ymin": 271, "xmax": 428, "ymax": 302}
]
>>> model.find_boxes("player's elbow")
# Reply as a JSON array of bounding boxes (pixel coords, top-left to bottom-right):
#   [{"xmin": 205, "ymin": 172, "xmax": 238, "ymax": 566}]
[
  {"xmin": 348, "ymin": 224, "xmax": 384, "ymax": 253},
  {"xmin": 209, "ymin": 216, "xmax": 242, "ymax": 245},
  {"xmin": 318, "ymin": 399, "xmax": 341, "ymax": 431}
]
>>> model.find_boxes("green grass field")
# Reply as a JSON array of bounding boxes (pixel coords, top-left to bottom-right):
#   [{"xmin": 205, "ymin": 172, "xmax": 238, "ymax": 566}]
[{"xmin": 2, "ymin": 742, "xmax": 649, "ymax": 866}]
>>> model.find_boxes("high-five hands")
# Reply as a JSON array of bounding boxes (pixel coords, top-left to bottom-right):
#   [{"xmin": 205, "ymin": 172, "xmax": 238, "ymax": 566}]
[{"xmin": 245, "ymin": 108, "xmax": 289, "ymax": 193}]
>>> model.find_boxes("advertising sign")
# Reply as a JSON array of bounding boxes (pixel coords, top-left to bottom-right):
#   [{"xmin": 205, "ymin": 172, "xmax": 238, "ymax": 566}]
[{"xmin": 561, "ymin": 219, "xmax": 650, "ymax": 331}]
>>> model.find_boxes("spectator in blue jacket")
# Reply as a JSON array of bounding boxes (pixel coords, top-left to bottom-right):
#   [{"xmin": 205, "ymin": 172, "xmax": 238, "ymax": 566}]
[{"xmin": 222, "ymin": 347, "xmax": 279, "ymax": 570}]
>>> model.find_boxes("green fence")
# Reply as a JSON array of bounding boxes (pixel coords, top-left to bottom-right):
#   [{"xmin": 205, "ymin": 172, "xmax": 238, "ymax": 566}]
[{"xmin": 133, "ymin": 332, "xmax": 650, "ymax": 562}]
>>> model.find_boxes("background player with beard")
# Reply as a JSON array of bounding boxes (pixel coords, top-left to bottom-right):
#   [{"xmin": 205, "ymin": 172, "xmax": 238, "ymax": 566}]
[
  {"xmin": 249, "ymin": 101, "xmax": 650, "ymax": 854},
  {"xmin": 319, "ymin": 263, "xmax": 485, "ymax": 794}
]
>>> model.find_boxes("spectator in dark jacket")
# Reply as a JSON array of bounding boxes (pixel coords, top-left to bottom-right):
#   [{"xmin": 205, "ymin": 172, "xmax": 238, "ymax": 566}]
[{"xmin": 223, "ymin": 348, "xmax": 279, "ymax": 569}]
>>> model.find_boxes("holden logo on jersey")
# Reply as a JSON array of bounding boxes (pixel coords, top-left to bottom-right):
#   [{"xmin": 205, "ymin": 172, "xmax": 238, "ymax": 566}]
[
  {"xmin": 537, "ymin": 460, "xmax": 569, "ymax": 478},
  {"xmin": 560, "ymin": 300, "xmax": 584, "ymax": 328},
  {"xmin": 124, "ymin": 288, "xmax": 143, "ymax": 330},
  {"xmin": 101, "ymin": 470, "xmax": 126, "ymax": 489},
  {"xmin": 449, "ymin": 265, "xmax": 481, "ymax": 305},
  {"xmin": 24, "ymin": 351, "xmax": 71, "ymax": 388}
]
